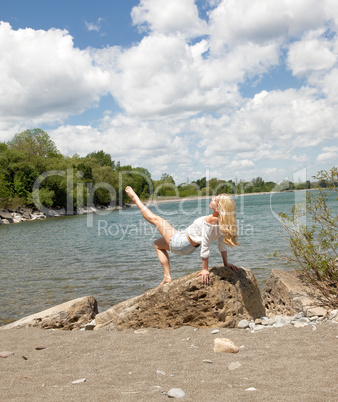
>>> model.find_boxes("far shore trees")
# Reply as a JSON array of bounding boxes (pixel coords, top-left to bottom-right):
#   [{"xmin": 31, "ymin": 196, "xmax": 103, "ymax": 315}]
[{"xmin": 0, "ymin": 128, "xmax": 328, "ymax": 211}]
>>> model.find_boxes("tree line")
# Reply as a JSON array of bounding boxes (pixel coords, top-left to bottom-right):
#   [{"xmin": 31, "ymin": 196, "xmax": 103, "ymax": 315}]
[{"xmin": 0, "ymin": 129, "xmax": 322, "ymax": 212}]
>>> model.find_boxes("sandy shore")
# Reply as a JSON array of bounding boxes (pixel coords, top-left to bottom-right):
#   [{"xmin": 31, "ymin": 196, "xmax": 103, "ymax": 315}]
[{"xmin": 1, "ymin": 322, "xmax": 337, "ymax": 401}]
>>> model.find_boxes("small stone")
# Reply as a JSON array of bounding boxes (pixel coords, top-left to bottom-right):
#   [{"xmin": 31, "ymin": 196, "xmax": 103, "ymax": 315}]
[
  {"xmin": 293, "ymin": 312, "xmax": 305, "ymax": 320},
  {"xmin": 228, "ymin": 361, "xmax": 242, "ymax": 370},
  {"xmin": 211, "ymin": 329, "xmax": 219, "ymax": 334},
  {"xmin": 22, "ymin": 356, "xmax": 28, "ymax": 360},
  {"xmin": 167, "ymin": 388, "xmax": 185, "ymax": 398},
  {"xmin": 134, "ymin": 329, "xmax": 148, "ymax": 334},
  {"xmin": 309, "ymin": 316, "xmax": 318, "ymax": 321},
  {"xmin": 72, "ymin": 378, "xmax": 86, "ymax": 384},
  {"xmin": 213, "ymin": 338, "xmax": 239, "ymax": 353},
  {"xmin": 246, "ymin": 387, "xmax": 257, "ymax": 391},
  {"xmin": 156, "ymin": 370, "xmax": 166, "ymax": 376},
  {"xmin": 0, "ymin": 351, "xmax": 14, "ymax": 358},
  {"xmin": 293, "ymin": 322, "xmax": 307, "ymax": 328},
  {"xmin": 203, "ymin": 360, "xmax": 213, "ymax": 364},
  {"xmin": 254, "ymin": 318, "xmax": 262, "ymax": 325},
  {"xmin": 298, "ymin": 317, "xmax": 310, "ymax": 323},
  {"xmin": 237, "ymin": 319, "xmax": 250, "ymax": 329},
  {"xmin": 35, "ymin": 346, "xmax": 47, "ymax": 350},
  {"xmin": 329, "ymin": 309, "xmax": 338, "ymax": 320},
  {"xmin": 275, "ymin": 315, "xmax": 287, "ymax": 325},
  {"xmin": 312, "ymin": 325, "xmax": 317, "ymax": 331},
  {"xmin": 84, "ymin": 321, "xmax": 96, "ymax": 330},
  {"xmin": 254, "ymin": 325, "xmax": 265, "ymax": 330},
  {"xmin": 249, "ymin": 322, "xmax": 256, "ymax": 329},
  {"xmin": 306, "ymin": 307, "xmax": 327, "ymax": 317}
]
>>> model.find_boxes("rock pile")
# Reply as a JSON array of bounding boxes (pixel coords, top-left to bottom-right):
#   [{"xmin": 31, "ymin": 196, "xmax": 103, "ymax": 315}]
[
  {"xmin": 237, "ymin": 309, "xmax": 338, "ymax": 331},
  {"xmin": 262, "ymin": 269, "xmax": 335, "ymax": 317},
  {"xmin": 0, "ymin": 208, "xmax": 46, "ymax": 224}
]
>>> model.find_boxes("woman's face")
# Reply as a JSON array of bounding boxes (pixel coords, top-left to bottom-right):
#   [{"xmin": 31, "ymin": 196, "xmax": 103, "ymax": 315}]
[{"xmin": 209, "ymin": 195, "xmax": 220, "ymax": 211}]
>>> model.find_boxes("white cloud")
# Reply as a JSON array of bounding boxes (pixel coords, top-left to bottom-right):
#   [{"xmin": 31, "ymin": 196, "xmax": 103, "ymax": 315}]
[
  {"xmin": 0, "ymin": 22, "xmax": 110, "ymax": 128},
  {"xmin": 131, "ymin": 0, "xmax": 207, "ymax": 37},
  {"xmin": 287, "ymin": 36, "xmax": 337, "ymax": 76},
  {"xmin": 85, "ymin": 18, "xmax": 103, "ymax": 32},
  {"xmin": 316, "ymin": 151, "xmax": 338, "ymax": 163},
  {"xmin": 207, "ymin": 0, "xmax": 330, "ymax": 53}
]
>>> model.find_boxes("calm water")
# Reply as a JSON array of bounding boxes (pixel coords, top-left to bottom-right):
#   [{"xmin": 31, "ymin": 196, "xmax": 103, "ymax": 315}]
[{"xmin": 1, "ymin": 191, "xmax": 336, "ymax": 325}]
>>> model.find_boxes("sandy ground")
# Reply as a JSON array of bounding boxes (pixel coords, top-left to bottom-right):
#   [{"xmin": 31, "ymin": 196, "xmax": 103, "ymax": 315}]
[{"xmin": 0, "ymin": 322, "xmax": 337, "ymax": 402}]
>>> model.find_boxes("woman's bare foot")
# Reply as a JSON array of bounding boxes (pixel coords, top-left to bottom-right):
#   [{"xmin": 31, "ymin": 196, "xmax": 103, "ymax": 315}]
[
  {"xmin": 160, "ymin": 277, "xmax": 173, "ymax": 286},
  {"xmin": 125, "ymin": 186, "xmax": 138, "ymax": 202}
]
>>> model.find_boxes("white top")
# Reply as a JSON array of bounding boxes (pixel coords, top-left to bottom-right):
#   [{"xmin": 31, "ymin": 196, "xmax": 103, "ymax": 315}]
[{"xmin": 186, "ymin": 215, "xmax": 227, "ymax": 259}]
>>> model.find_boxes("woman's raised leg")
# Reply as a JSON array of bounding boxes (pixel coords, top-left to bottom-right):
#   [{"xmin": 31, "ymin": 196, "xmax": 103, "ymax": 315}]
[
  {"xmin": 125, "ymin": 186, "xmax": 176, "ymax": 285},
  {"xmin": 125, "ymin": 186, "xmax": 176, "ymax": 244}
]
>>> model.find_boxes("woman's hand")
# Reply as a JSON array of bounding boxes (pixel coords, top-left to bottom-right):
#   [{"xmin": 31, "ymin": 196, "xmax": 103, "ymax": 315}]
[{"xmin": 197, "ymin": 269, "xmax": 211, "ymax": 285}]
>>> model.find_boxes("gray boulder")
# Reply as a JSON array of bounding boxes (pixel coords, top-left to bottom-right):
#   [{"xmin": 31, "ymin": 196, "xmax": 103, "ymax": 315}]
[{"xmin": 0, "ymin": 296, "xmax": 98, "ymax": 331}]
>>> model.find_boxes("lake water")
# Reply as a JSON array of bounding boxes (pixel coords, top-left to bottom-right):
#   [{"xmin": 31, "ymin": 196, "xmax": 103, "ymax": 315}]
[{"xmin": 1, "ymin": 191, "xmax": 336, "ymax": 325}]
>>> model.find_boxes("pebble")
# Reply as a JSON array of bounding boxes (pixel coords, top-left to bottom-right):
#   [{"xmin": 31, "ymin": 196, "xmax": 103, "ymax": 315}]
[
  {"xmin": 213, "ymin": 338, "xmax": 239, "ymax": 353},
  {"xmin": 35, "ymin": 345, "xmax": 47, "ymax": 350},
  {"xmin": 237, "ymin": 319, "xmax": 250, "ymax": 329},
  {"xmin": 228, "ymin": 361, "xmax": 242, "ymax": 370},
  {"xmin": 211, "ymin": 329, "xmax": 219, "ymax": 334},
  {"xmin": 72, "ymin": 378, "xmax": 86, "ymax": 384},
  {"xmin": 203, "ymin": 360, "xmax": 213, "ymax": 364},
  {"xmin": 0, "ymin": 351, "xmax": 14, "ymax": 358},
  {"xmin": 134, "ymin": 329, "xmax": 148, "ymax": 334},
  {"xmin": 156, "ymin": 370, "xmax": 166, "ymax": 376},
  {"xmin": 167, "ymin": 388, "xmax": 186, "ymax": 398},
  {"xmin": 246, "ymin": 387, "xmax": 257, "ymax": 391},
  {"xmin": 294, "ymin": 322, "xmax": 307, "ymax": 328}
]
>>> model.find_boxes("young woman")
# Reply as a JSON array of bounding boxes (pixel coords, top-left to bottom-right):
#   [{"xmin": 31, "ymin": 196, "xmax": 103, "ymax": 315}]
[{"xmin": 125, "ymin": 186, "xmax": 239, "ymax": 286}]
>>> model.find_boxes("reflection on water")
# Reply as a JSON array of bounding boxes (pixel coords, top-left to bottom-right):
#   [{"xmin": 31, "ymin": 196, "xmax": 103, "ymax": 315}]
[{"xmin": 1, "ymin": 191, "xmax": 336, "ymax": 325}]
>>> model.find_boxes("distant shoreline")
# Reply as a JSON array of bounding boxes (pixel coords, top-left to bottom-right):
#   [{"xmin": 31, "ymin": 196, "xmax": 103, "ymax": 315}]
[
  {"xmin": 139, "ymin": 189, "xmax": 309, "ymax": 206},
  {"xmin": 0, "ymin": 189, "xmax": 312, "ymax": 224}
]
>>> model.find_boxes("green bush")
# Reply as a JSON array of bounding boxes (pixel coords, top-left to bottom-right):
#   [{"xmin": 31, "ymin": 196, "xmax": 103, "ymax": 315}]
[{"xmin": 274, "ymin": 167, "xmax": 337, "ymax": 306}]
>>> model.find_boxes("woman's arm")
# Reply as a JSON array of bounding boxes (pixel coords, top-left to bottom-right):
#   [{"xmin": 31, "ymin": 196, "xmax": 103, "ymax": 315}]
[{"xmin": 221, "ymin": 251, "xmax": 239, "ymax": 272}]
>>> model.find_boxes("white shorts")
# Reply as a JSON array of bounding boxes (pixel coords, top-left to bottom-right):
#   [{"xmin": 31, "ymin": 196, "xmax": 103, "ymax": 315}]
[{"xmin": 169, "ymin": 231, "xmax": 199, "ymax": 256}]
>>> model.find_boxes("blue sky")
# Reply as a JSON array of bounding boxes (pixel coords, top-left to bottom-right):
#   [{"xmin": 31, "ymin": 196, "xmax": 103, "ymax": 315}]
[{"xmin": 0, "ymin": 0, "xmax": 337, "ymax": 184}]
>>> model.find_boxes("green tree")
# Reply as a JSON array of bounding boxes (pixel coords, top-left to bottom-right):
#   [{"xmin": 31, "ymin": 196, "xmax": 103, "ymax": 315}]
[
  {"xmin": 273, "ymin": 167, "xmax": 337, "ymax": 306},
  {"xmin": 195, "ymin": 177, "xmax": 206, "ymax": 190},
  {"xmin": 9, "ymin": 129, "xmax": 60, "ymax": 160},
  {"xmin": 86, "ymin": 150, "xmax": 116, "ymax": 169}
]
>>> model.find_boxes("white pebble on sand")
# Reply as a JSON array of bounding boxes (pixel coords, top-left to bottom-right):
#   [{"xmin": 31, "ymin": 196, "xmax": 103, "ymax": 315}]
[
  {"xmin": 228, "ymin": 361, "xmax": 242, "ymax": 370},
  {"xmin": 167, "ymin": 388, "xmax": 186, "ymax": 398},
  {"xmin": 72, "ymin": 378, "xmax": 86, "ymax": 384}
]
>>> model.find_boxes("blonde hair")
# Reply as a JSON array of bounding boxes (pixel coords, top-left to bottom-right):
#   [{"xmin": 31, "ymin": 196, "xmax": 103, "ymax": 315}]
[{"xmin": 217, "ymin": 194, "xmax": 240, "ymax": 247}]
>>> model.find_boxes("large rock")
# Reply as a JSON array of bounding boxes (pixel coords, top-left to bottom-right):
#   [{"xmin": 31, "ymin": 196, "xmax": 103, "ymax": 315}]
[
  {"xmin": 95, "ymin": 266, "xmax": 265, "ymax": 330},
  {"xmin": 262, "ymin": 269, "xmax": 332, "ymax": 317},
  {"xmin": 0, "ymin": 296, "xmax": 98, "ymax": 331},
  {"xmin": 0, "ymin": 210, "xmax": 13, "ymax": 223}
]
